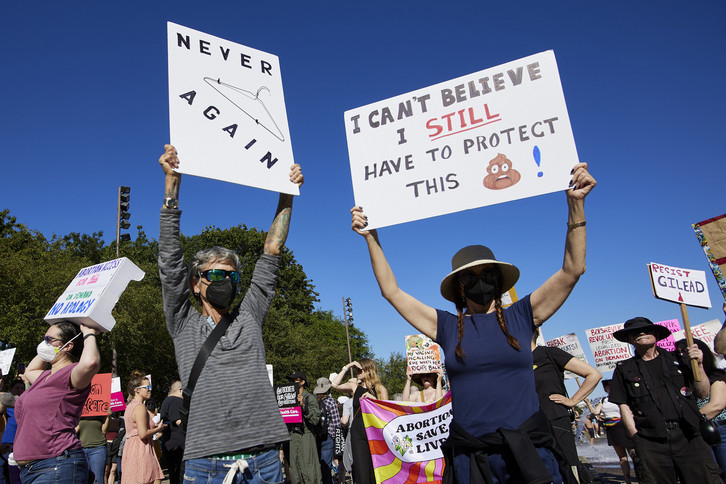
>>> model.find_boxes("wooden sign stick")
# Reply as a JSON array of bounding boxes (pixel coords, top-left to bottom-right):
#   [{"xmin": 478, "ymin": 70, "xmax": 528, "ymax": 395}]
[{"xmin": 680, "ymin": 302, "xmax": 701, "ymax": 382}]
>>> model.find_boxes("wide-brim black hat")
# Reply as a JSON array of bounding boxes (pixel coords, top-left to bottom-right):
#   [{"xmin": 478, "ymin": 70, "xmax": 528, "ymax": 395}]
[
  {"xmin": 613, "ymin": 317, "xmax": 672, "ymax": 343},
  {"xmin": 440, "ymin": 245, "xmax": 519, "ymax": 303},
  {"xmin": 287, "ymin": 371, "xmax": 308, "ymax": 386}
]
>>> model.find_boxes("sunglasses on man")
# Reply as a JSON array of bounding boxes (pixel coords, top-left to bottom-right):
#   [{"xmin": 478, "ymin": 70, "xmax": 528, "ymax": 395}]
[{"xmin": 200, "ymin": 269, "xmax": 240, "ymax": 283}]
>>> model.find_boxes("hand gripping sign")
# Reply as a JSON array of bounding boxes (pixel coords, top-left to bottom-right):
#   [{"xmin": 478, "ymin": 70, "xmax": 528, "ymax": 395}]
[
  {"xmin": 345, "ymin": 50, "xmax": 579, "ymax": 229},
  {"xmin": 44, "ymin": 257, "xmax": 145, "ymax": 332}
]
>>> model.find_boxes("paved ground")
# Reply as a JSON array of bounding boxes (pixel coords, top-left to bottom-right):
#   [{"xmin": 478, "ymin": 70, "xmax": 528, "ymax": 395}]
[{"xmin": 576, "ymin": 434, "xmax": 638, "ymax": 483}]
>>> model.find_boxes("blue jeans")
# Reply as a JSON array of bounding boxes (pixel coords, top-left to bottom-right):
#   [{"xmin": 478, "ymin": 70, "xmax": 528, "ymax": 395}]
[
  {"xmin": 453, "ymin": 447, "xmax": 562, "ymax": 484},
  {"xmin": 19, "ymin": 449, "xmax": 88, "ymax": 484},
  {"xmin": 711, "ymin": 422, "xmax": 726, "ymax": 477},
  {"xmin": 318, "ymin": 436, "xmax": 334, "ymax": 484},
  {"xmin": 82, "ymin": 446, "xmax": 106, "ymax": 484},
  {"xmin": 184, "ymin": 448, "xmax": 282, "ymax": 484}
]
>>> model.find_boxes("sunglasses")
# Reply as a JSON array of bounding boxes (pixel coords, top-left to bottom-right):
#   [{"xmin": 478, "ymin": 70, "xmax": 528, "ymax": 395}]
[
  {"xmin": 135, "ymin": 385, "xmax": 152, "ymax": 391},
  {"xmin": 457, "ymin": 269, "xmax": 499, "ymax": 287},
  {"xmin": 200, "ymin": 269, "xmax": 240, "ymax": 283},
  {"xmin": 42, "ymin": 336, "xmax": 63, "ymax": 345}
]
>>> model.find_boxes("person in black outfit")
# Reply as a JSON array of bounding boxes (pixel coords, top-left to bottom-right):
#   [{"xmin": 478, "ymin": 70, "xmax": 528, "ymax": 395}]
[
  {"xmin": 160, "ymin": 380, "xmax": 185, "ymax": 484},
  {"xmin": 531, "ymin": 329, "xmax": 602, "ymax": 479},
  {"xmin": 609, "ymin": 317, "xmax": 722, "ymax": 483}
]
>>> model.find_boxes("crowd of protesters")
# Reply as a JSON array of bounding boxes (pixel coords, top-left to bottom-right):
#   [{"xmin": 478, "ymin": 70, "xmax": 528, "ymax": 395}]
[{"xmin": 2, "ymin": 147, "xmax": 726, "ymax": 484}]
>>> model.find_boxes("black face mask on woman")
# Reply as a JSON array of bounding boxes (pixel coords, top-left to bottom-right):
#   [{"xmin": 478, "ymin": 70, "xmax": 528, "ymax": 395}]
[
  {"xmin": 204, "ymin": 278, "xmax": 237, "ymax": 309},
  {"xmin": 461, "ymin": 270, "xmax": 499, "ymax": 306}
]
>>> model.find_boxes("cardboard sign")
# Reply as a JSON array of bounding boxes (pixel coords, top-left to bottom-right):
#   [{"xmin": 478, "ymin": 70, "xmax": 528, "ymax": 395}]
[
  {"xmin": 345, "ymin": 50, "xmax": 579, "ymax": 229},
  {"xmin": 406, "ymin": 334, "xmax": 442, "ymax": 374},
  {"xmin": 44, "ymin": 257, "xmax": 145, "ymax": 332},
  {"xmin": 586, "ymin": 323, "xmax": 632, "ymax": 373},
  {"xmin": 545, "ymin": 333, "xmax": 588, "ymax": 380},
  {"xmin": 82, "ymin": 373, "xmax": 112, "ymax": 417},
  {"xmin": 501, "ymin": 286, "xmax": 518, "ymax": 309},
  {"xmin": 0, "ymin": 348, "xmax": 16, "ymax": 376},
  {"xmin": 110, "ymin": 376, "xmax": 126, "ymax": 411},
  {"xmin": 654, "ymin": 319, "xmax": 682, "ymax": 352},
  {"xmin": 361, "ymin": 393, "xmax": 452, "ymax": 483},
  {"xmin": 672, "ymin": 319, "xmax": 723, "ymax": 354},
  {"xmin": 167, "ymin": 22, "xmax": 298, "ymax": 195},
  {"xmin": 693, "ymin": 214, "xmax": 726, "ymax": 298},
  {"xmin": 648, "ymin": 262, "xmax": 712, "ymax": 309},
  {"xmin": 275, "ymin": 384, "xmax": 302, "ymax": 424}
]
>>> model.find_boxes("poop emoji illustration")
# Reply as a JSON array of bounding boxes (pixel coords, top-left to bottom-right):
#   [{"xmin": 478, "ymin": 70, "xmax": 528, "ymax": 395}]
[{"xmin": 483, "ymin": 153, "xmax": 521, "ymax": 190}]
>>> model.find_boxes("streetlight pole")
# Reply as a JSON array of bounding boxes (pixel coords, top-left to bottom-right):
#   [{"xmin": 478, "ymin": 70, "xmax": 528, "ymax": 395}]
[{"xmin": 343, "ymin": 297, "xmax": 354, "ymax": 379}]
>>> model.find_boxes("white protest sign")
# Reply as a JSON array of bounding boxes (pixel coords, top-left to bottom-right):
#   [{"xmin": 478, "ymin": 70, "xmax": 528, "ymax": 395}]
[
  {"xmin": 345, "ymin": 50, "xmax": 579, "ymax": 229},
  {"xmin": 545, "ymin": 333, "xmax": 588, "ymax": 380},
  {"xmin": 168, "ymin": 22, "xmax": 298, "ymax": 195},
  {"xmin": 44, "ymin": 257, "xmax": 145, "ymax": 332},
  {"xmin": 673, "ymin": 319, "xmax": 723, "ymax": 354},
  {"xmin": 586, "ymin": 323, "xmax": 632, "ymax": 373},
  {"xmin": 405, "ymin": 334, "xmax": 443, "ymax": 374},
  {"xmin": 0, "ymin": 348, "xmax": 16, "ymax": 376},
  {"xmin": 648, "ymin": 262, "xmax": 712, "ymax": 309}
]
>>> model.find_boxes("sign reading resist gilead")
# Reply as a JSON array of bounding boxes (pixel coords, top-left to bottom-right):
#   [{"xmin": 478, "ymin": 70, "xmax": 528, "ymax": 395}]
[
  {"xmin": 345, "ymin": 50, "xmax": 579, "ymax": 229},
  {"xmin": 167, "ymin": 22, "xmax": 298, "ymax": 195},
  {"xmin": 648, "ymin": 262, "xmax": 712, "ymax": 309}
]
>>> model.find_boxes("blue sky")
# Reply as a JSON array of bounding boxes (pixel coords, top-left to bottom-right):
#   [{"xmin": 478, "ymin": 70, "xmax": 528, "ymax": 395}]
[{"xmin": 1, "ymin": 1, "xmax": 724, "ymax": 398}]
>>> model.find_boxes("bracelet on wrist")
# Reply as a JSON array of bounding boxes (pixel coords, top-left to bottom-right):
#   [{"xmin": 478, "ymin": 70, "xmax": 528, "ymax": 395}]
[
  {"xmin": 567, "ymin": 220, "xmax": 586, "ymax": 229},
  {"xmin": 83, "ymin": 334, "xmax": 97, "ymax": 341}
]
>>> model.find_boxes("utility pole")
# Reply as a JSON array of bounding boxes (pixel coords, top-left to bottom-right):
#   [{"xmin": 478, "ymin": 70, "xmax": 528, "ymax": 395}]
[
  {"xmin": 116, "ymin": 186, "xmax": 131, "ymax": 257},
  {"xmin": 343, "ymin": 297, "xmax": 354, "ymax": 379}
]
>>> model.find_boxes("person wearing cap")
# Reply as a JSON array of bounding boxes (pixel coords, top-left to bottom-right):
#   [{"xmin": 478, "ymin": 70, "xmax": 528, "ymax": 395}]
[
  {"xmin": 285, "ymin": 372, "xmax": 321, "ymax": 484},
  {"xmin": 351, "ymin": 162, "xmax": 595, "ymax": 483},
  {"xmin": 313, "ymin": 377, "xmax": 340, "ymax": 484},
  {"xmin": 158, "ymin": 145, "xmax": 304, "ymax": 484},
  {"xmin": 608, "ymin": 317, "xmax": 721, "ymax": 483}
]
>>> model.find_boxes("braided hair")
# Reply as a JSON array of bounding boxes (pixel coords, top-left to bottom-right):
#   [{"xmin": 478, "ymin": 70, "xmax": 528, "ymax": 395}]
[{"xmin": 454, "ymin": 272, "xmax": 520, "ymax": 360}]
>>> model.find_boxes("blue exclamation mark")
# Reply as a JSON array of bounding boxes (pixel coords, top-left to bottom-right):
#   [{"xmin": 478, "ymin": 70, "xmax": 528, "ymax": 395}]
[{"xmin": 533, "ymin": 145, "xmax": 543, "ymax": 177}]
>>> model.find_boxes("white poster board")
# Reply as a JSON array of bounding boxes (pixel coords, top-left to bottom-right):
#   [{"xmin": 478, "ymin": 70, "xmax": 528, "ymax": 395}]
[
  {"xmin": 0, "ymin": 348, "xmax": 16, "ymax": 376},
  {"xmin": 345, "ymin": 50, "xmax": 579, "ymax": 229},
  {"xmin": 167, "ymin": 22, "xmax": 298, "ymax": 195},
  {"xmin": 44, "ymin": 257, "xmax": 145, "ymax": 332},
  {"xmin": 586, "ymin": 323, "xmax": 632, "ymax": 373},
  {"xmin": 545, "ymin": 333, "xmax": 588, "ymax": 380},
  {"xmin": 648, "ymin": 262, "xmax": 712, "ymax": 309},
  {"xmin": 672, "ymin": 319, "xmax": 723, "ymax": 354}
]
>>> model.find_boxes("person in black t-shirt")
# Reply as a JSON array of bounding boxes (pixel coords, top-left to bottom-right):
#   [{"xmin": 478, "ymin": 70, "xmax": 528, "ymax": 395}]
[
  {"xmin": 160, "ymin": 381, "xmax": 185, "ymax": 484},
  {"xmin": 609, "ymin": 317, "xmax": 721, "ymax": 484},
  {"xmin": 531, "ymin": 329, "xmax": 602, "ymax": 478}
]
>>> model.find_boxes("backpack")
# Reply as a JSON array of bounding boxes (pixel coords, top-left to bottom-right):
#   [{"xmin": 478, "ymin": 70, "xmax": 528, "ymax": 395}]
[{"xmin": 314, "ymin": 398, "xmax": 330, "ymax": 439}]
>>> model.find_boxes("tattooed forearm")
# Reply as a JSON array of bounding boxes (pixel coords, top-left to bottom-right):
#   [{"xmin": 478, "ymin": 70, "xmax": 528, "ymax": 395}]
[{"xmin": 264, "ymin": 194, "xmax": 293, "ymax": 255}]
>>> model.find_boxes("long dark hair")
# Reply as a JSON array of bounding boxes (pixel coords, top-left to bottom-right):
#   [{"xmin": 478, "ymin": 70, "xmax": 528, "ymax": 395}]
[
  {"xmin": 675, "ymin": 338, "xmax": 726, "ymax": 383},
  {"xmin": 54, "ymin": 321, "xmax": 84, "ymax": 361},
  {"xmin": 454, "ymin": 271, "xmax": 520, "ymax": 360}
]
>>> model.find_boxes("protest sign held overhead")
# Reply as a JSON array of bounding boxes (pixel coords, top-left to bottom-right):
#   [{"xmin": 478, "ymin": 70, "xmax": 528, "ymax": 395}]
[
  {"xmin": 648, "ymin": 262, "xmax": 711, "ymax": 309},
  {"xmin": 275, "ymin": 383, "xmax": 302, "ymax": 424},
  {"xmin": 0, "ymin": 348, "xmax": 16, "ymax": 376},
  {"xmin": 345, "ymin": 50, "xmax": 579, "ymax": 229},
  {"xmin": 167, "ymin": 22, "xmax": 298, "ymax": 195},
  {"xmin": 406, "ymin": 334, "xmax": 442, "ymax": 374},
  {"xmin": 545, "ymin": 333, "xmax": 588, "ymax": 379},
  {"xmin": 44, "ymin": 257, "xmax": 145, "ymax": 332},
  {"xmin": 673, "ymin": 319, "xmax": 723, "ymax": 353},
  {"xmin": 586, "ymin": 323, "xmax": 632, "ymax": 373},
  {"xmin": 82, "ymin": 373, "xmax": 112, "ymax": 417},
  {"xmin": 360, "ymin": 393, "xmax": 452, "ymax": 483},
  {"xmin": 693, "ymin": 214, "xmax": 726, "ymax": 299}
]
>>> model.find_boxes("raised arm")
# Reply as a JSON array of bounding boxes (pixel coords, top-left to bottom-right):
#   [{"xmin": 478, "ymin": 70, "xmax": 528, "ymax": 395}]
[
  {"xmin": 264, "ymin": 165, "xmax": 303, "ymax": 256},
  {"xmin": 23, "ymin": 355, "xmax": 48, "ymax": 385},
  {"xmin": 531, "ymin": 162, "xmax": 596, "ymax": 326},
  {"xmin": 331, "ymin": 362, "xmax": 360, "ymax": 394},
  {"xmin": 160, "ymin": 144, "xmax": 182, "ymax": 207},
  {"xmin": 70, "ymin": 325, "xmax": 101, "ymax": 390},
  {"xmin": 351, "ymin": 207, "xmax": 438, "ymax": 339},
  {"xmin": 434, "ymin": 369, "xmax": 445, "ymax": 401}
]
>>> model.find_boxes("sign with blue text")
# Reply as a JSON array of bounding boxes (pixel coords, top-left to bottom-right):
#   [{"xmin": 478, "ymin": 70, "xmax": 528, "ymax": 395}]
[
  {"xmin": 44, "ymin": 257, "xmax": 145, "ymax": 332},
  {"xmin": 648, "ymin": 262, "xmax": 712, "ymax": 309},
  {"xmin": 345, "ymin": 50, "xmax": 578, "ymax": 229},
  {"xmin": 167, "ymin": 22, "xmax": 298, "ymax": 195}
]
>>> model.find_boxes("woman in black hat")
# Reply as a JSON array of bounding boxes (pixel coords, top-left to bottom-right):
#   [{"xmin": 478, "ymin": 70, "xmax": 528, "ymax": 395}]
[{"xmin": 351, "ymin": 162, "xmax": 595, "ymax": 483}]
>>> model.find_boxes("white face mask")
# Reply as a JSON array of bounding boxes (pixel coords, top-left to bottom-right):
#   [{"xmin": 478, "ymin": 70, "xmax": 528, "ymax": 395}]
[{"xmin": 36, "ymin": 332, "xmax": 81, "ymax": 363}]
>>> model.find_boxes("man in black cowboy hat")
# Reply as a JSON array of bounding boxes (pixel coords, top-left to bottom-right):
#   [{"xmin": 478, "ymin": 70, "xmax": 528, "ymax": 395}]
[{"xmin": 609, "ymin": 317, "xmax": 721, "ymax": 483}]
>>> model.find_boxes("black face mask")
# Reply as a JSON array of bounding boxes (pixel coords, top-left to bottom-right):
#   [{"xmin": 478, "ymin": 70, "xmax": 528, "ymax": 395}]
[
  {"xmin": 204, "ymin": 278, "xmax": 237, "ymax": 309},
  {"xmin": 462, "ymin": 275, "xmax": 497, "ymax": 307}
]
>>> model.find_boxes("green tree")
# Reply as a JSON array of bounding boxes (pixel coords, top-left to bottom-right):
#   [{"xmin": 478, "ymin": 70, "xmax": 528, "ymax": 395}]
[{"xmin": 376, "ymin": 351, "xmax": 408, "ymax": 396}]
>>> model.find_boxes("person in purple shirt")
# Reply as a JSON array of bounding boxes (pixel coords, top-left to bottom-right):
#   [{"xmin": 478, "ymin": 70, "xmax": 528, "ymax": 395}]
[
  {"xmin": 14, "ymin": 321, "xmax": 101, "ymax": 484},
  {"xmin": 351, "ymin": 162, "xmax": 595, "ymax": 484}
]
